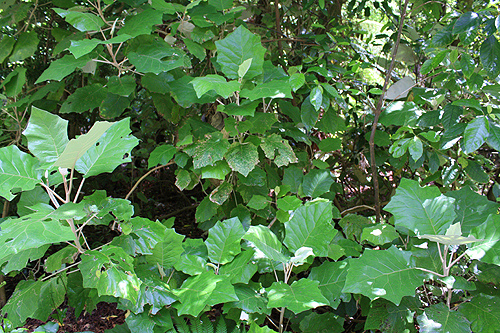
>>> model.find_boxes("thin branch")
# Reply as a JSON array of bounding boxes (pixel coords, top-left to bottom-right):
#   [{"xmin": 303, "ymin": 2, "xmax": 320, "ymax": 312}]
[
  {"xmin": 73, "ymin": 177, "xmax": 86, "ymax": 203},
  {"xmin": 125, "ymin": 162, "xmax": 175, "ymax": 200},
  {"xmin": 368, "ymin": 0, "xmax": 410, "ymax": 223}
]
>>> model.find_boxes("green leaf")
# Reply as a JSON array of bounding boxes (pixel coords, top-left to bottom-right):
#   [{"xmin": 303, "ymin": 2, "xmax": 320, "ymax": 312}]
[
  {"xmin": 226, "ymin": 282, "xmax": 269, "ymax": 314},
  {"xmin": 44, "ymin": 245, "xmax": 77, "ymax": 272},
  {"xmin": 53, "ymin": 121, "xmax": 113, "ymax": 169},
  {"xmin": 408, "ymin": 137, "xmax": 423, "ymax": 161},
  {"xmin": 317, "ymin": 108, "xmax": 347, "ymax": 133},
  {"xmin": 361, "ymin": 224, "xmax": 400, "ymax": 245},
  {"xmin": 289, "ymin": 73, "xmax": 305, "ymax": 92},
  {"xmin": 310, "ymin": 86, "xmax": 323, "ymax": 111},
  {"xmin": 54, "ymin": 8, "xmax": 104, "ymax": 32},
  {"xmin": 206, "ymin": 217, "xmax": 245, "ymax": 264},
  {"xmin": 284, "ymin": 199, "xmax": 336, "ymax": 257},
  {"xmin": 431, "ymin": 24, "xmax": 453, "ymax": 47},
  {"xmin": 480, "ymin": 35, "xmax": 500, "ymax": 79},
  {"xmin": 446, "ymin": 187, "xmax": 499, "ymax": 234},
  {"xmin": 118, "ymin": 9, "xmax": 163, "ymax": 37},
  {"xmin": 418, "ymin": 302, "xmax": 471, "ymax": 333},
  {"xmin": 219, "ymin": 250, "xmax": 258, "ymax": 284},
  {"xmin": 132, "ymin": 268, "xmax": 178, "ymax": 314},
  {"xmin": 188, "ymin": 132, "xmax": 230, "ymax": 169},
  {"xmin": 0, "ymin": 145, "xmax": 42, "ymax": 201},
  {"xmin": 276, "ymin": 196, "xmax": 302, "ymax": 211},
  {"xmin": 1, "ymin": 245, "xmax": 49, "ymax": 274},
  {"xmin": 339, "ymin": 214, "xmax": 373, "ymax": 242},
  {"xmin": 343, "ymin": 246, "xmax": 424, "ymax": 305},
  {"xmin": 301, "ymin": 169, "xmax": 334, "ymax": 198},
  {"xmin": 260, "ymin": 133, "xmax": 297, "ymax": 167},
  {"xmin": 195, "ymin": 196, "xmax": 218, "ymax": 222},
  {"xmin": 243, "ymin": 225, "xmax": 290, "ymax": 263},
  {"xmin": 218, "ymin": 101, "xmax": 259, "ymax": 118},
  {"xmin": 466, "ymin": 214, "xmax": 500, "ymax": 266},
  {"xmin": 68, "ymin": 38, "xmax": 101, "ymax": 59},
  {"xmin": 99, "ymin": 93, "xmax": 131, "ymax": 119},
  {"xmin": 107, "ymin": 76, "xmax": 136, "ymax": 97},
  {"xmin": 173, "ymin": 271, "xmax": 229, "ymax": 316},
  {"xmin": 125, "ymin": 312, "xmax": 155, "ymax": 333},
  {"xmin": 16, "ymin": 187, "xmax": 50, "ymax": 217},
  {"xmin": 1, "ymin": 278, "xmax": 65, "ymax": 328},
  {"xmin": 379, "ymin": 102, "xmax": 422, "ymax": 127},
  {"xmin": 208, "ymin": 0, "xmax": 232, "ymax": 10},
  {"xmin": 267, "ymin": 279, "xmax": 329, "ymax": 314},
  {"xmin": 384, "ymin": 178, "xmax": 456, "ymax": 235},
  {"xmin": 59, "ymin": 83, "xmax": 108, "ymax": 113},
  {"xmin": 240, "ymin": 79, "xmax": 292, "ymax": 101},
  {"xmin": 247, "ymin": 195, "xmax": 269, "ymax": 210},
  {"xmin": 191, "ymin": 75, "xmax": 240, "ymax": 99},
  {"xmin": 308, "ymin": 260, "xmax": 349, "ymax": 308},
  {"xmin": 460, "ymin": 53, "xmax": 475, "ymax": 78},
  {"xmin": 487, "ymin": 121, "xmax": 500, "ymax": 151},
  {"xmin": 459, "ymin": 294, "xmax": 500, "ymax": 333},
  {"xmin": 225, "ymin": 142, "xmax": 259, "ymax": 177},
  {"xmin": 0, "ymin": 36, "xmax": 15, "ymax": 63},
  {"xmin": 23, "ymin": 107, "xmax": 69, "ymax": 169},
  {"xmin": 0, "ymin": 67, "xmax": 26, "ymax": 97},
  {"xmin": 75, "ymin": 118, "xmax": 139, "ymax": 177},
  {"xmin": 128, "ymin": 41, "xmax": 190, "ymax": 74},
  {"xmin": 365, "ymin": 297, "xmax": 421, "ymax": 333},
  {"xmin": 146, "ymin": 228, "xmax": 185, "ymax": 268},
  {"xmin": 452, "ymin": 98, "xmax": 482, "ymax": 112},
  {"xmin": 0, "ymin": 203, "xmax": 81, "ymax": 263},
  {"xmin": 1, "ymin": 280, "xmax": 42, "ymax": 327},
  {"xmin": 215, "ymin": 25, "xmax": 266, "ymax": 80},
  {"xmin": 148, "ymin": 145, "xmax": 176, "ymax": 168},
  {"xmin": 35, "ymin": 54, "xmax": 90, "ymax": 84},
  {"xmin": 299, "ymin": 312, "xmax": 344, "ymax": 333},
  {"xmin": 184, "ymin": 38, "xmax": 206, "ymax": 60},
  {"xmin": 201, "ymin": 160, "xmax": 231, "ymax": 179},
  {"xmin": 9, "ymin": 31, "xmax": 39, "ymax": 62},
  {"xmin": 79, "ymin": 245, "xmax": 141, "ymax": 303},
  {"xmin": 462, "ymin": 116, "xmax": 489, "ymax": 154},
  {"xmin": 238, "ymin": 58, "xmax": 253, "ymax": 79}
]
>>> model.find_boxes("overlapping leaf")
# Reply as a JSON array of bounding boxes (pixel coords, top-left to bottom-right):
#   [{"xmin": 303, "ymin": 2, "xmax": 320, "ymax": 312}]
[
  {"xmin": 267, "ymin": 280, "xmax": 329, "ymax": 314},
  {"xmin": 343, "ymin": 246, "xmax": 424, "ymax": 305},
  {"xmin": 215, "ymin": 25, "xmax": 266, "ymax": 79},
  {"xmin": 384, "ymin": 178, "xmax": 455, "ymax": 235},
  {"xmin": 0, "ymin": 145, "xmax": 42, "ymax": 200},
  {"xmin": 206, "ymin": 217, "xmax": 245, "ymax": 264},
  {"xmin": 284, "ymin": 199, "xmax": 335, "ymax": 257},
  {"xmin": 23, "ymin": 107, "xmax": 69, "ymax": 169}
]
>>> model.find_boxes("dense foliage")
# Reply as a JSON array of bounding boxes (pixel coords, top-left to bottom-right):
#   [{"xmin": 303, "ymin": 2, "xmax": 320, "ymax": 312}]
[{"xmin": 1, "ymin": 0, "xmax": 500, "ymax": 332}]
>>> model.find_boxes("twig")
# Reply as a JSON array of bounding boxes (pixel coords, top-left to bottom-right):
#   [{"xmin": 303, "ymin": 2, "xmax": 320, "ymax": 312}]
[
  {"xmin": 369, "ymin": 0, "xmax": 410, "ymax": 223},
  {"xmin": 156, "ymin": 204, "xmax": 199, "ymax": 220},
  {"xmin": 125, "ymin": 161, "xmax": 174, "ymax": 200}
]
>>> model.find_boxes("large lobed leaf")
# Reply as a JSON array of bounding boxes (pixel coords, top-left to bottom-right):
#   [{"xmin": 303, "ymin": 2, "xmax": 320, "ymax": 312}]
[
  {"xmin": 284, "ymin": 199, "xmax": 335, "ymax": 257},
  {"xmin": 206, "ymin": 217, "xmax": 245, "ymax": 264},
  {"xmin": 0, "ymin": 202, "xmax": 85, "ymax": 265},
  {"xmin": 79, "ymin": 245, "xmax": 141, "ymax": 303},
  {"xmin": 266, "ymin": 279, "xmax": 329, "ymax": 314},
  {"xmin": 215, "ymin": 25, "xmax": 266, "ymax": 80},
  {"xmin": 459, "ymin": 294, "xmax": 500, "ymax": 333},
  {"xmin": 23, "ymin": 107, "xmax": 69, "ymax": 170},
  {"xmin": 385, "ymin": 178, "xmax": 455, "ymax": 235},
  {"xmin": 75, "ymin": 118, "xmax": 139, "ymax": 177},
  {"xmin": 0, "ymin": 145, "xmax": 42, "ymax": 200},
  {"xmin": 243, "ymin": 225, "xmax": 290, "ymax": 263},
  {"xmin": 343, "ymin": 246, "xmax": 424, "ymax": 305}
]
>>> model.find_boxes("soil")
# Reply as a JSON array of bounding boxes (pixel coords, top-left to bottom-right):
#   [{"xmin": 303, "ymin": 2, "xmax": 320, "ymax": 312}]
[{"xmin": 23, "ymin": 302, "xmax": 127, "ymax": 333}]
